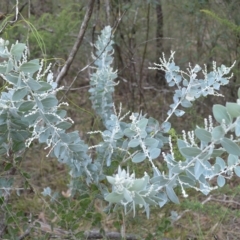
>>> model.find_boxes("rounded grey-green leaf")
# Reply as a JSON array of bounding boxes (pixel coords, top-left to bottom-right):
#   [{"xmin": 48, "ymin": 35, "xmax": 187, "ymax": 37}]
[
  {"xmin": 180, "ymin": 147, "xmax": 201, "ymax": 157},
  {"xmin": 150, "ymin": 176, "xmax": 168, "ymax": 186},
  {"xmin": 39, "ymin": 128, "xmax": 52, "ymax": 143},
  {"xmin": 105, "ymin": 192, "xmax": 123, "ymax": 203},
  {"xmin": 69, "ymin": 144, "xmax": 85, "ymax": 152},
  {"xmin": 24, "ymin": 112, "xmax": 39, "ymax": 125},
  {"xmin": 217, "ymin": 175, "xmax": 225, "ymax": 187},
  {"xmin": 213, "ymin": 163, "xmax": 221, "ymax": 174},
  {"xmin": 174, "ymin": 109, "xmax": 185, "ymax": 117},
  {"xmin": 12, "ymin": 88, "xmax": 28, "ymax": 101},
  {"xmin": 5, "ymin": 73, "xmax": 19, "ymax": 85},
  {"xmin": 181, "ymin": 98, "xmax": 192, "ymax": 108},
  {"xmin": 53, "ymin": 143, "xmax": 62, "ymax": 158},
  {"xmin": 177, "ymin": 139, "xmax": 188, "ymax": 149},
  {"xmin": 44, "ymin": 113, "xmax": 60, "ymax": 122},
  {"xmin": 226, "ymin": 102, "xmax": 240, "ymax": 118},
  {"xmin": 194, "ymin": 160, "xmax": 205, "ymax": 180},
  {"xmin": 140, "ymin": 130, "xmax": 147, "ymax": 138},
  {"xmin": 235, "ymin": 118, "xmax": 240, "ymax": 137},
  {"xmin": 56, "ymin": 110, "xmax": 67, "ymax": 118},
  {"xmin": 27, "ymin": 78, "xmax": 42, "ymax": 90},
  {"xmin": 124, "ymin": 128, "xmax": 136, "ymax": 137},
  {"xmin": 56, "ymin": 121, "xmax": 72, "ymax": 130},
  {"xmin": 195, "ymin": 128, "xmax": 211, "ymax": 142},
  {"xmin": 133, "ymin": 192, "xmax": 145, "ymax": 205},
  {"xmin": 113, "ymin": 131, "xmax": 124, "ymax": 139},
  {"xmin": 137, "ymin": 118, "xmax": 148, "ymax": 129},
  {"xmin": 211, "ymin": 149, "xmax": 225, "ymax": 158},
  {"xmin": 38, "ymin": 81, "xmax": 53, "ymax": 91},
  {"xmin": 7, "ymin": 60, "xmax": 13, "ymax": 73},
  {"xmin": 211, "ymin": 126, "xmax": 225, "ymax": 141},
  {"xmin": 11, "ymin": 43, "xmax": 25, "ymax": 61},
  {"xmin": 228, "ymin": 154, "xmax": 238, "ymax": 167},
  {"xmin": 171, "ymin": 165, "xmax": 183, "ymax": 174},
  {"xmin": 216, "ymin": 157, "xmax": 226, "ymax": 170},
  {"xmin": 20, "ymin": 59, "xmax": 40, "ymax": 75},
  {"xmin": 212, "ymin": 104, "xmax": 232, "ymax": 125},
  {"xmin": 144, "ymin": 138, "xmax": 159, "ymax": 148},
  {"xmin": 132, "ymin": 152, "xmax": 146, "ymax": 163},
  {"xmin": 41, "ymin": 96, "xmax": 58, "ymax": 108},
  {"xmin": 220, "ymin": 137, "xmax": 240, "ymax": 156},
  {"xmin": 144, "ymin": 196, "xmax": 158, "ymax": 206},
  {"xmin": 178, "ymin": 176, "xmax": 196, "ymax": 188},
  {"xmin": 149, "ymin": 147, "xmax": 161, "ymax": 159},
  {"xmin": 234, "ymin": 166, "xmax": 240, "ymax": 177},
  {"xmin": 128, "ymin": 139, "xmax": 140, "ymax": 148},
  {"xmin": 160, "ymin": 121, "xmax": 171, "ymax": 133},
  {"xmin": 19, "ymin": 101, "xmax": 35, "ymax": 111},
  {"xmin": 166, "ymin": 186, "xmax": 179, "ymax": 204},
  {"xmin": 130, "ymin": 178, "xmax": 147, "ymax": 191},
  {"xmin": 123, "ymin": 189, "xmax": 132, "ymax": 202}
]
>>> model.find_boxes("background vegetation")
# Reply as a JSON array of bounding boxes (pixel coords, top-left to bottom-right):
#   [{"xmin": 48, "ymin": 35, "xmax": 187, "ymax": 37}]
[{"xmin": 1, "ymin": 0, "xmax": 240, "ymax": 239}]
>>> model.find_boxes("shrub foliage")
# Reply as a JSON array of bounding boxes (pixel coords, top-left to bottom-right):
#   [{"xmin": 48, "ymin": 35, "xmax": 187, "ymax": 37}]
[{"xmin": 0, "ymin": 26, "xmax": 239, "ymax": 229}]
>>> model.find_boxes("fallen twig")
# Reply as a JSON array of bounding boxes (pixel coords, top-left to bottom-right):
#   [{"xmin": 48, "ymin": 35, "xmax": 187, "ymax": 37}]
[{"xmin": 17, "ymin": 220, "xmax": 139, "ymax": 240}]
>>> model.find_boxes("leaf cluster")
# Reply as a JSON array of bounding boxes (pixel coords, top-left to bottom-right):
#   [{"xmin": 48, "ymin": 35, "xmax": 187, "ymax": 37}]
[{"xmin": 0, "ymin": 25, "xmax": 239, "ymax": 225}]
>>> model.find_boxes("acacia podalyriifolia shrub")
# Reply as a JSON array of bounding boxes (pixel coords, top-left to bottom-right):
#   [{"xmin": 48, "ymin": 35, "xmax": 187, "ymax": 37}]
[{"xmin": 0, "ymin": 26, "xmax": 239, "ymax": 222}]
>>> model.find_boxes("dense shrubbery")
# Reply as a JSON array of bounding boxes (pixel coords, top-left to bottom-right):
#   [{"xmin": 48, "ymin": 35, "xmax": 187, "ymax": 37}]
[{"xmin": 0, "ymin": 25, "xmax": 240, "ymax": 238}]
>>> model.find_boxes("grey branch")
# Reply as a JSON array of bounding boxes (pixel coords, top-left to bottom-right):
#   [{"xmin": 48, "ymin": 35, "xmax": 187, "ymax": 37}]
[{"xmin": 55, "ymin": 0, "xmax": 95, "ymax": 85}]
